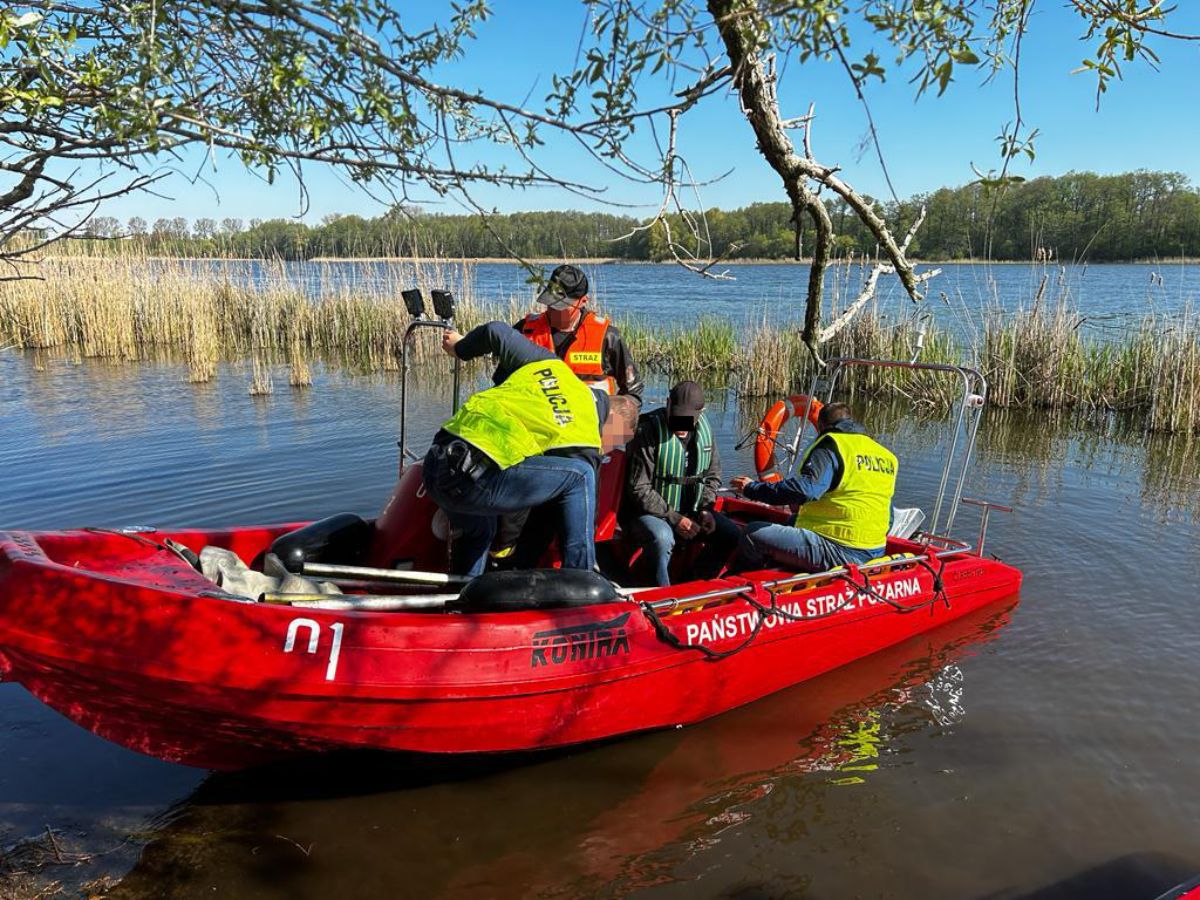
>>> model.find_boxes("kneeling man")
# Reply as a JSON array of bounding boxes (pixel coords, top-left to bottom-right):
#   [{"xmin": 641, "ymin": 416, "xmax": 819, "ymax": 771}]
[
  {"xmin": 423, "ymin": 322, "xmax": 638, "ymax": 577},
  {"xmin": 731, "ymin": 403, "xmax": 897, "ymax": 573},
  {"xmin": 621, "ymin": 381, "xmax": 739, "ymax": 586}
]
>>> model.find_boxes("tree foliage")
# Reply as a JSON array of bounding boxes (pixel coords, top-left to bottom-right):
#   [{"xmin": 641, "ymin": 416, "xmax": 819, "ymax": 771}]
[{"xmin": 114, "ymin": 170, "xmax": 1200, "ymax": 263}]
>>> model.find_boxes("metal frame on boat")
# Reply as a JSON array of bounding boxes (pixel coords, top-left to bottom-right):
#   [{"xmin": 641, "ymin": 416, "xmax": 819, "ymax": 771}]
[
  {"xmin": 397, "ymin": 287, "xmax": 460, "ymax": 472},
  {"xmin": 774, "ymin": 356, "xmax": 1011, "ymax": 548},
  {"xmin": 779, "ymin": 358, "xmax": 984, "ymax": 533}
]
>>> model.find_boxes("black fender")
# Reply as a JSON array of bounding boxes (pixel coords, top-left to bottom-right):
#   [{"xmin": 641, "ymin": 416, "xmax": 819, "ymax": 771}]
[
  {"xmin": 450, "ymin": 568, "xmax": 619, "ymax": 612},
  {"xmin": 270, "ymin": 514, "xmax": 373, "ymax": 573}
]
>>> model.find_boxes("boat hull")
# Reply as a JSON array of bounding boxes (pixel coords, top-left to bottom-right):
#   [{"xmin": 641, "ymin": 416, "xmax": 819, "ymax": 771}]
[{"xmin": 0, "ymin": 525, "xmax": 1021, "ymax": 770}]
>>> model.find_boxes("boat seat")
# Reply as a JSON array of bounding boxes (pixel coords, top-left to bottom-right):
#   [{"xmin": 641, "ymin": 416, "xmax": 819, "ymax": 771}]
[
  {"xmin": 863, "ymin": 551, "xmax": 918, "ymax": 568},
  {"xmin": 594, "ymin": 449, "xmax": 627, "ymax": 543}
]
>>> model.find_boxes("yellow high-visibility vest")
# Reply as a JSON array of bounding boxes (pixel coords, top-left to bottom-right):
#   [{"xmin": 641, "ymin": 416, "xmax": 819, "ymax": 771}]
[
  {"xmin": 442, "ymin": 359, "xmax": 600, "ymax": 469},
  {"xmin": 794, "ymin": 432, "xmax": 897, "ymax": 549}
]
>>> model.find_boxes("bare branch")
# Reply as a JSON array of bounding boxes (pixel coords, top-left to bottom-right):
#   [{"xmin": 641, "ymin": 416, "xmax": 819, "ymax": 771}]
[
  {"xmin": 608, "ymin": 109, "xmax": 735, "ymax": 280},
  {"xmin": 819, "ymin": 208, "xmax": 940, "ymax": 345}
]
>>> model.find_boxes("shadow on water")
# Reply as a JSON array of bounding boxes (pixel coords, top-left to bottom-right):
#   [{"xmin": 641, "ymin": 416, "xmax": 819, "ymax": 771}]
[
  {"xmin": 975, "ymin": 853, "xmax": 1200, "ymax": 900},
  {"xmin": 107, "ymin": 602, "xmax": 1019, "ymax": 900}
]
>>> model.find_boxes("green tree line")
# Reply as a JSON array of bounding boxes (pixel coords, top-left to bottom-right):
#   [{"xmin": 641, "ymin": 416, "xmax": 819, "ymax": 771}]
[{"xmin": 83, "ymin": 170, "xmax": 1200, "ymax": 262}]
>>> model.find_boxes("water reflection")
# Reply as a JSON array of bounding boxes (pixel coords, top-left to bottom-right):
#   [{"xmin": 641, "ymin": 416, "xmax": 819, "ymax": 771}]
[{"xmin": 1141, "ymin": 432, "xmax": 1200, "ymax": 523}]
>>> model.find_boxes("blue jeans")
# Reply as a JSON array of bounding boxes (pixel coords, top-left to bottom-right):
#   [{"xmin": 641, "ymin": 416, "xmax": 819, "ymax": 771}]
[
  {"xmin": 627, "ymin": 512, "xmax": 741, "ymax": 587},
  {"xmin": 739, "ymin": 522, "xmax": 882, "ymax": 573},
  {"xmin": 423, "ymin": 446, "xmax": 597, "ymax": 577}
]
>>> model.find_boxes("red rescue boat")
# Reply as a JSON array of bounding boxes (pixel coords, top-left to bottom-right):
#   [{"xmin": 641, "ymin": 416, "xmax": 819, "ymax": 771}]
[{"xmin": 0, "ymin": 354, "xmax": 1023, "ymax": 770}]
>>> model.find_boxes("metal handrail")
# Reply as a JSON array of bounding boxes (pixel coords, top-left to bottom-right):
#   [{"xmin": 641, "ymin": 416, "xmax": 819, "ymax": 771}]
[
  {"xmin": 792, "ymin": 357, "xmax": 989, "ymax": 539},
  {"xmin": 646, "ymin": 539, "xmax": 971, "ymax": 613},
  {"xmin": 959, "ymin": 496, "xmax": 1013, "ymax": 557},
  {"xmin": 398, "ymin": 317, "xmax": 461, "ymax": 474}
]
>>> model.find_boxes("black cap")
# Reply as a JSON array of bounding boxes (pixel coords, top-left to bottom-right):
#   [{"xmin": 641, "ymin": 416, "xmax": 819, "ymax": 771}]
[
  {"xmin": 667, "ymin": 380, "xmax": 705, "ymax": 419},
  {"xmin": 536, "ymin": 264, "xmax": 589, "ymax": 310}
]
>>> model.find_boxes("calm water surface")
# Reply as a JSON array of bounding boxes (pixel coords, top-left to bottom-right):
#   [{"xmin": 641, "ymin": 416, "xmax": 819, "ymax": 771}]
[
  {"xmin": 2, "ymin": 347, "xmax": 1200, "ymax": 898},
  {"xmin": 193, "ymin": 259, "xmax": 1200, "ymax": 338}
]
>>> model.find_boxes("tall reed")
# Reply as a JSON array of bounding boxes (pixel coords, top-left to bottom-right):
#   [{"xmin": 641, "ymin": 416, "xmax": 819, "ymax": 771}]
[
  {"xmin": 0, "ymin": 254, "xmax": 488, "ymax": 387},
  {"xmin": 2, "ymin": 253, "xmax": 1199, "ymax": 433}
]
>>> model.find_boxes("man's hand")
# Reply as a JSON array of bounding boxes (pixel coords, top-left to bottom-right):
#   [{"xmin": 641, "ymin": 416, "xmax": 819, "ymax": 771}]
[
  {"xmin": 729, "ymin": 476, "xmax": 754, "ymax": 495},
  {"xmin": 441, "ymin": 329, "xmax": 463, "ymax": 357},
  {"xmin": 675, "ymin": 516, "xmax": 701, "ymax": 539},
  {"xmin": 700, "ymin": 510, "xmax": 717, "ymax": 534}
]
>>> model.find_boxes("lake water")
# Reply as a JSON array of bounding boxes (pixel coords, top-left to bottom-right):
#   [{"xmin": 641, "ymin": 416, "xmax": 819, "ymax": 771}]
[
  {"xmin": 191, "ymin": 259, "xmax": 1200, "ymax": 340},
  {"xmin": 3, "ymin": 337, "xmax": 1200, "ymax": 898}
]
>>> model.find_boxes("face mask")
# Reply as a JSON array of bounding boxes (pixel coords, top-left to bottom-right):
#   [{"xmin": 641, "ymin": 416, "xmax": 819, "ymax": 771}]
[
  {"xmin": 668, "ymin": 415, "xmax": 697, "ymax": 433},
  {"xmin": 545, "ymin": 281, "xmax": 585, "ymax": 311}
]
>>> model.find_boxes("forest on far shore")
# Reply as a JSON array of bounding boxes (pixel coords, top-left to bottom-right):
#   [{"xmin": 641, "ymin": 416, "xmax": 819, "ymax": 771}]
[{"xmin": 74, "ymin": 170, "xmax": 1200, "ymax": 263}]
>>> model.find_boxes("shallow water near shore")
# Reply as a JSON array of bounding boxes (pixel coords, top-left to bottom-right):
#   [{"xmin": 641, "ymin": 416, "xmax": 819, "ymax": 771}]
[{"xmin": 3, "ymin": 347, "xmax": 1200, "ymax": 899}]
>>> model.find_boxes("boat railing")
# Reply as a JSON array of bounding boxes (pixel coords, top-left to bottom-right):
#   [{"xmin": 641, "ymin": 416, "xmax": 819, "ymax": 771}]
[
  {"xmin": 958, "ymin": 497, "xmax": 1013, "ymax": 558},
  {"xmin": 398, "ymin": 289, "xmax": 461, "ymax": 475},
  {"xmin": 644, "ymin": 538, "xmax": 974, "ymax": 613},
  {"xmin": 780, "ymin": 356, "xmax": 991, "ymax": 543},
  {"xmin": 915, "ymin": 532, "xmax": 973, "ymax": 552}
]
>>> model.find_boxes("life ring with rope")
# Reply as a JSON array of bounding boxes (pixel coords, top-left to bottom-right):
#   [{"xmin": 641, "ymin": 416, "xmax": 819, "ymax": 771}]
[{"xmin": 753, "ymin": 395, "xmax": 824, "ymax": 483}]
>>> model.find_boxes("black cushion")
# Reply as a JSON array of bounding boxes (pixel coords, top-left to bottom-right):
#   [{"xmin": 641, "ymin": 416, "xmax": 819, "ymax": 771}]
[
  {"xmin": 450, "ymin": 568, "xmax": 619, "ymax": 612},
  {"xmin": 269, "ymin": 513, "xmax": 372, "ymax": 573}
]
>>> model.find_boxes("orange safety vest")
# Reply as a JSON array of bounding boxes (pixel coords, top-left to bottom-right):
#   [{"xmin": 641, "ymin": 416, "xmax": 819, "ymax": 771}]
[{"xmin": 520, "ymin": 311, "xmax": 617, "ymax": 395}]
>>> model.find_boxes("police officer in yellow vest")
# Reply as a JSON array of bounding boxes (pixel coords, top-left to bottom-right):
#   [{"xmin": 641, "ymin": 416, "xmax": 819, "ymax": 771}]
[
  {"xmin": 423, "ymin": 322, "xmax": 639, "ymax": 577},
  {"xmin": 492, "ymin": 264, "xmax": 643, "ymax": 564},
  {"xmin": 730, "ymin": 403, "xmax": 898, "ymax": 573}
]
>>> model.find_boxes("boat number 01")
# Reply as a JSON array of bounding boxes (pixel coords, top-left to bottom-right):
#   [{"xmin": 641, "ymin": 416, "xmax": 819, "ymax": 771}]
[{"xmin": 283, "ymin": 618, "xmax": 344, "ymax": 681}]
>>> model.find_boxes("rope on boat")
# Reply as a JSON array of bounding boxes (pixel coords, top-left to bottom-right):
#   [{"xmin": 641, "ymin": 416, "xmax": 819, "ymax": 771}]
[
  {"xmin": 733, "ymin": 424, "xmax": 771, "ymax": 452},
  {"xmin": 918, "ymin": 552, "xmax": 951, "ymax": 610},
  {"xmin": 639, "ymin": 590, "xmax": 766, "ymax": 661},
  {"xmin": 829, "ymin": 552, "xmax": 950, "ymax": 616},
  {"xmin": 83, "ymin": 527, "xmax": 203, "ymax": 571},
  {"xmin": 638, "ymin": 578, "xmax": 865, "ymax": 661},
  {"xmin": 742, "ymin": 580, "xmax": 855, "ymax": 625},
  {"xmin": 638, "ymin": 550, "xmax": 952, "ymax": 660}
]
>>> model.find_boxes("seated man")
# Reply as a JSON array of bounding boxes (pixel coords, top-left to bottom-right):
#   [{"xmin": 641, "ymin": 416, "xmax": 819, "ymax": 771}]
[
  {"xmin": 730, "ymin": 403, "xmax": 897, "ymax": 573},
  {"xmin": 422, "ymin": 322, "xmax": 638, "ymax": 577},
  {"xmin": 621, "ymin": 381, "xmax": 740, "ymax": 586}
]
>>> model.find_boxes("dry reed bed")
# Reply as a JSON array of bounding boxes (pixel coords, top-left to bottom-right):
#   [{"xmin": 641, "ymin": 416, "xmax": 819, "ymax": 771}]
[
  {"xmin": 983, "ymin": 302, "xmax": 1200, "ymax": 434},
  {"xmin": 2, "ymin": 257, "xmax": 1198, "ymax": 432}
]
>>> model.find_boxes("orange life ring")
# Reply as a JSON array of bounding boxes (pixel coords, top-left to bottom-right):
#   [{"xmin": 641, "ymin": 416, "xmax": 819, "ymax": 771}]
[{"xmin": 754, "ymin": 395, "xmax": 824, "ymax": 482}]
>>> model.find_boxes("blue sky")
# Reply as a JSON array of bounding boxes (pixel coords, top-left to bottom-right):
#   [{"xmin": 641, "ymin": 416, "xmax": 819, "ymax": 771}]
[{"xmin": 99, "ymin": 2, "xmax": 1200, "ymax": 225}]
